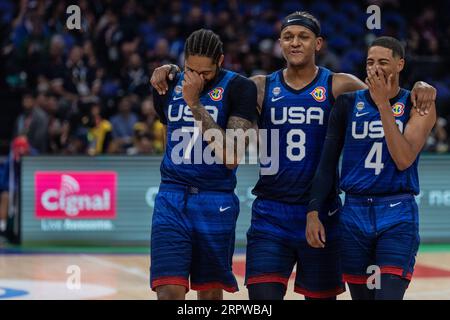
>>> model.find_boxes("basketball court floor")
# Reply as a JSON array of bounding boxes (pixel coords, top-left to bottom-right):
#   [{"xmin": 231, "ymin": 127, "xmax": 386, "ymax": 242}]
[{"xmin": 1, "ymin": 245, "xmax": 450, "ymax": 299}]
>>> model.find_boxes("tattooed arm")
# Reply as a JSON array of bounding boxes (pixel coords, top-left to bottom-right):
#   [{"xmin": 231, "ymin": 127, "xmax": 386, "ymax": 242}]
[{"xmin": 189, "ymin": 108, "xmax": 254, "ymax": 168}]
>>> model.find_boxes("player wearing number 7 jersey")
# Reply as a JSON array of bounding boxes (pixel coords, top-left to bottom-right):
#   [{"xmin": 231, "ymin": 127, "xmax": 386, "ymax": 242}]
[
  {"xmin": 307, "ymin": 36, "xmax": 436, "ymax": 300},
  {"xmin": 150, "ymin": 29, "xmax": 257, "ymax": 300}
]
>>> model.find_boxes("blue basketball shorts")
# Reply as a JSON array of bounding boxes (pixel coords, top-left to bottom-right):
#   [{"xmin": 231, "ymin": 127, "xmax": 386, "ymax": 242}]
[
  {"xmin": 340, "ymin": 193, "xmax": 420, "ymax": 284},
  {"xmin": 150, "ymin": 183, "xmax": 240, "ymax": 293},
  {"xmin": 245, "ymin": 197, "xmax": 345, "ymax": 299}
]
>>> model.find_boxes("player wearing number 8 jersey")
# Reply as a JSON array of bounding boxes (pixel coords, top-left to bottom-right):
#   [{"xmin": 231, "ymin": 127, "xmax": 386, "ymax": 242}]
[
  {"xmin": 246, "ymin": 12, "xmax": 350, "ymax": 300},
  {"xmin": 307, "ymin": 36, "xmax": 436, "ymax": 300}
]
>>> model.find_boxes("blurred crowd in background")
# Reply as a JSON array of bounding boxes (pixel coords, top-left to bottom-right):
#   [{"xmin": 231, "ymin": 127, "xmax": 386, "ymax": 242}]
[{"xmin": 0, "ymin": 0, "xmax": 449, "ymax": 158}]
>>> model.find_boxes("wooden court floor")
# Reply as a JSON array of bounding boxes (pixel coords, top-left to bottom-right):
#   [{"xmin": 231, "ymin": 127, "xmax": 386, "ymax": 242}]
[{"xmin": 1, "ymin": 249, "xmax": 450, "ymax": 299}]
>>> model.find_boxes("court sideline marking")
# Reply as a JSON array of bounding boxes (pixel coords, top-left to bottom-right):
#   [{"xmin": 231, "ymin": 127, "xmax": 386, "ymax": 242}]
[{"xmin": 80, "ymin": 254, "xmax": 148, "ymax": 280}]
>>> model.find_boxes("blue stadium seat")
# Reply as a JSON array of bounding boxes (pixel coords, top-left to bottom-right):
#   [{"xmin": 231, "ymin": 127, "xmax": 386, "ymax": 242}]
[
  {"xmin": 281, "ymin": 0, "xmax": 304, "ymax": 15},
  {"xmin": 327, "ymin": 34, "xmax": 352, "ymax": 52},
  {"xmin": 309, "ymin": 1, "xmax": 333, "ymax": 16},
  {"xmin": 339, "ymin": 1, "xmax": 361, "ymax": 16},
  {"xmin": 139, "ymin": 23, "xmax": 158, "ymax": 50}
]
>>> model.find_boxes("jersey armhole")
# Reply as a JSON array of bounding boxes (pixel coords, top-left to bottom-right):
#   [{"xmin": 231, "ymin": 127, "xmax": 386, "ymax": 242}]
[
  {"xmin": 225, "ymin": 72, "xmax": 240, "ymax": 119},
  {"xmin": 328, "ymin": 72, "xmax": 335, "ymax": 106},
  {"xmin": 344, "ymin": 93, "xmax": 357, "ymax": 129},
  {"xmin": 260, "ymin": 75, "xmax": 269, "ymax": 119},
  {"xmin": 165, "ymin": 73, "xmax": 181, "ymax": 101},
  {"xmin": 403, "ymin": 89, "xmax": 413, "ymax": 113}
]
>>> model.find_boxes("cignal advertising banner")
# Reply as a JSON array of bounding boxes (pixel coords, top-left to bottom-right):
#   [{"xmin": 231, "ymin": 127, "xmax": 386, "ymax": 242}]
[{"xmin": 35, "ymin": 172, "xmax": 117, "ymax": 220}]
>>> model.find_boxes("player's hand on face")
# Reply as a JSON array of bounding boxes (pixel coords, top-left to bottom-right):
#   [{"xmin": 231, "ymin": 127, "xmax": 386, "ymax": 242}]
[
  {"xmin": 366, "ymin": 65, "xmax": 392, "ymax": 109},
  {"xmin": 306, "ymin": 211, "xmax": 326, "ymax": 248},
  {"xmin": 150, "ymin": 64, "xmax": 179, "ymax": 95},
  {"xmin": 411, "ymin": 81, "xmax": 437, "ymax": 116},
  {"xmin": 182, "ymin": 70, "xmax": 205, "ymax": 107}
]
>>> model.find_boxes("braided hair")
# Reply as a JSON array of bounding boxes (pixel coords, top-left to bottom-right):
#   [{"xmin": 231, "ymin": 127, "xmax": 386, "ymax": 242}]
[{"xmin": 184, "ymin": 29, "xmax": 223, "ymax": 64}]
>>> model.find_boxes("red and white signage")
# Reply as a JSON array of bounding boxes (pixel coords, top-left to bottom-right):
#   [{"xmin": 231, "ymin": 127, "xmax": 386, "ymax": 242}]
[{"xmin": 35, "ymin": 172, "xmax": 117, "ymax": 219}]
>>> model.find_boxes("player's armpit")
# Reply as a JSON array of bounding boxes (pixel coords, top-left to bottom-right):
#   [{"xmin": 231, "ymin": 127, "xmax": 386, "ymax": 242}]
[
  {"xmin": 162, "ymin": 125, "xmax": 167, "ymax": 152},
  {"xmin": 250, "ymin": 75, "xmax": 266, "ymax": 115},
  {"xmin": 332, "ymin": 73, "xmax": 367, "ymax": 99}
]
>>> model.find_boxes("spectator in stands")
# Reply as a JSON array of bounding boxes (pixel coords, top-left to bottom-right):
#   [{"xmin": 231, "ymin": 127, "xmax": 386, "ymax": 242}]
[
  {"xmin": 317, "ymin": 38, "xmax": 341, "ymax": 72},
  {"xmin": 45, "ymin": 94, "xmax": 67, "ymax": 154},
  {"xmin": 43, "ymin": 34, "xmax": 65, "ymax": 89},
  {"xmin": 134, "ymin": 96, "xmax": 164, "ymax": 154},
  {"xmin": 95, "ymin": 9, "xmax": 123, "ymax": 76},
  {"xmin": 85, "ymin": 103, "xmax": 112, "ymax": 155},
  {"xmin": 0, "ymin": 136, "xmax": 37, "ymax": 234},
  {"xmin": 127, "ymin": 128, "xmax": 154, "ymax": 155},
  {"xmin": 121, "ymin": 53, "xmax": 150, "ymax": 97},
  {"xmin": 14, "ymin": 91, "xmax": 49, "ymax": 153},
  {"xmin": 0, "ymin": 0, "xmax": 448, "ymax": 155},
  {"xmin": 147, "ymin": 37, "xmax": 176, "ymax": 72},
  {"xmin": 110, "ymin": 95, "xmax": 139, "ymax": 154},
  {"xmin": 63, "ymin": 127, "xmax": 88, "ymax": 155},
  {"xmin": 63, "ymin": 45, "xmax": 99, "ymax": 110}
]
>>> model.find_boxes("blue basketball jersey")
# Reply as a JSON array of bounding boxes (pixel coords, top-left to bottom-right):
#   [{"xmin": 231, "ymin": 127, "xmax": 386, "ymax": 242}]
[
  {"xmin": 159, "ymin": 70, "xmax": 238, "ymax": 191},
  {"xmin": 252, "ymin": 67, "xmax": 338, "ymax": 203},
  {"xmin": 340, "ymin": 89, "xmax": 420, "ymax": 195}
]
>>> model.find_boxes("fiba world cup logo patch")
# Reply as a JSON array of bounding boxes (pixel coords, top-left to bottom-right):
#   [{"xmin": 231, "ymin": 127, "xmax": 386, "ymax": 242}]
[
  {"xmin": 310, "ymin": 86, "xmax": 326, "ymax": 102},
  {"xmin": 272, "ymin": 87, "xmax": 281, "ymax": 96},
  {"xmin": 392, "ymin": 102, "xmax": 405, "ymax": 117},
  {"xmin": 209, "ymin": 87, "xmax": 224, "ymax": 101},
  {"xmin": 174, "ymin": 85, "xmax": 182, "ymax": 95},
  {"xmin": 356, "ymin": 102, "xmax": 365, "ymax": 111}
]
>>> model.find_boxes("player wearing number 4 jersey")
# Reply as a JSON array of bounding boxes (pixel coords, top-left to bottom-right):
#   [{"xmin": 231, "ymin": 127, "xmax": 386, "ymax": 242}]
[{"xmin": 307, "ymin": 36, "xmax": 436, "ymax": 300}]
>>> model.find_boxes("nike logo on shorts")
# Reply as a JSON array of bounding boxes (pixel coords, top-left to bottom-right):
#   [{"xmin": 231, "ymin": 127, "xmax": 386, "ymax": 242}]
[
  {"xmin": 328, "ymin": 208, "xmax": 339, "ymax": 216},
  {"xmin": 389, "ymin": 202, "xmax": 402, "ymax": 208},
  {"xmin": 220, "ymin": 206, "xmax": 231, "ymax": 213}
]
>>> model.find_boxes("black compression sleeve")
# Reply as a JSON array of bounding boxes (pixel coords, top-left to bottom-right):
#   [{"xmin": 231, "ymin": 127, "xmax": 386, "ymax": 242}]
[
  {"xmin": 151, "ymin": 87, "xmax": 168, "ymax": 125},
  {"xmin": 227, "ymin": 75, "xmax": 258, "ymax": 123},
  {"xmin": 307, "ymin": 93, "xmax": 355, "ymax": 212},
  {"xmin": 151, "ymin": 74, "xmax": 180, "ymax": 125}
]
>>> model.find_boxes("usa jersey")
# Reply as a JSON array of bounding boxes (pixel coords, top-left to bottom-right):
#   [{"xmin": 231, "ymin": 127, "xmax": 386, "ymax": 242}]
[
  {"xmin": 340, "ymin": 89, "xmax": 420, "ymax": 195},
  {"xmin": 252, "ymin": 67, "xmax": 338, "ymax": 203},
  {"xmin": 159, "ymin": 70, "xmax": 238, "ymax": 191}
]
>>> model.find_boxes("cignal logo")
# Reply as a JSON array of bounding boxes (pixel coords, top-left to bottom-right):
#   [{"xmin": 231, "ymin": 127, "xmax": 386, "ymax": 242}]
[{"xmin": 35, "ymin": 172, "xmax": 117, "ymax": 219}]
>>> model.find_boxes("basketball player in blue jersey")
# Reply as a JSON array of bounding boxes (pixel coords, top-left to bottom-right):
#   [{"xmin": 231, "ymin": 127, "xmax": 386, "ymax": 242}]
[
  {"xmin": 150, "ymin": 29, "xmax": 257, "ymax": 300},
  {"xmin": 151, "ymin": 12, "xmax": 436, "ymax": 300},
  {"xmin": 307, "ymin": 36, "xmax": 436, "ymax": 300}
]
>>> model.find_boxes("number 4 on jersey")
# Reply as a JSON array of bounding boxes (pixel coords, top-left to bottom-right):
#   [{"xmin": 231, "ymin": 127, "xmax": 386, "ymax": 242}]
[{"xmin": 365, "ymin": 142, "xmax": 384, "ymax": 175}]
